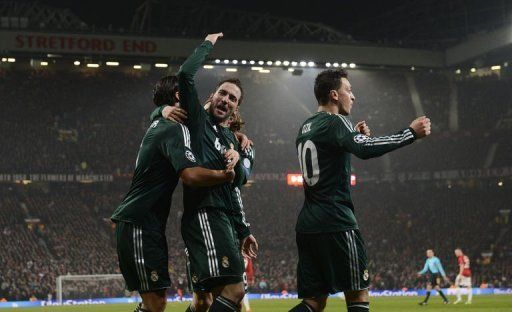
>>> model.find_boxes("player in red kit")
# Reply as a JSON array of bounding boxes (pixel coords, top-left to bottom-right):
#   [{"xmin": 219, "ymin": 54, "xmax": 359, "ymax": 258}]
[{"xmin": 454, "ymin": 248, "xmax": 472, "ymax": 304}]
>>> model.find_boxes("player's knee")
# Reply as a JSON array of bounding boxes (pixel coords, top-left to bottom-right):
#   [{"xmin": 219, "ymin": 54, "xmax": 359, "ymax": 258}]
[
  {"xmin": 141, "ymin": 291, "xmax": 167, "ymax": 312},
  {"xmin": 230, "ymin": 287, "xmax": 246, "ymax": 302},
  {"xmin": 194, "ymin": 297, "xmax": 212, "ymax": 312},
  {"xmin": 345, "ymin": 289, "xmax": 369, "ymax": 302},
  {"xmin": 316, "ymin": 300, "xmax": 327, "ymax": 311},
  {"xmin": 193, "ymin": 292, "xmax": 213, "ymax": 312},
  {"xmin": 304, "ymin": 297, "xmax": 327, "ymax": 311},
  {"xmin": 144, "ymin": 297, "xmax": 167, "ymax": 312},
  {"xmin": 221, "ymin": 283, "xmax": 246, "ymax": 303}
]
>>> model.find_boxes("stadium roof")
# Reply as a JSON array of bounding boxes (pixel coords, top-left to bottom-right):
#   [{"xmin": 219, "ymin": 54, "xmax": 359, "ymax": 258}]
[
  {"xmin": 27, "ymin": 0, "xmax": 512, "ymax": 50},
  {"xmin": 2, "ymin": 1, "xmax": 512, "ymax": 67}
]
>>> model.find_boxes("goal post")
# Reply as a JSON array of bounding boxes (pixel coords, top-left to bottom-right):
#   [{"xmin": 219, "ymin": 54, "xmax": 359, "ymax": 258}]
[{"xmin": 56, "ymin": 274, "xmax": 124, "ymax": 304}]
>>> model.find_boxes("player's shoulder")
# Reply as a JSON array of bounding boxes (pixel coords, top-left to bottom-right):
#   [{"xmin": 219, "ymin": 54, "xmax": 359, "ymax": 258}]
[
  {"xmin": 298, "ymin": 112, "xmax": 337, "ymax": 135},
  {"xmin": 331, "ymin": 114, "xmax": 355, "ymax": 132},
  {"xmin": 151, "ymin": 118, "xmax": 189, "ymax": 137}
]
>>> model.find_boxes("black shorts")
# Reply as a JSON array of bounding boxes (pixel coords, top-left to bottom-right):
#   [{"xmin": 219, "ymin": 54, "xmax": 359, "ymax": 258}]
[
  {"xmin": 427, "ymin": 273, "xmax": 442, "ymax": 287},
  {"xmin": 115, "ymin": 221, "xmax": 171, "ymax": 293},
  {"xmin": 182, "ymin": 208, "xmax": 244, "ymax": 292},
  {"xmin": 296, "ymin": 229, "xmax": 370, "ymax": 298}
]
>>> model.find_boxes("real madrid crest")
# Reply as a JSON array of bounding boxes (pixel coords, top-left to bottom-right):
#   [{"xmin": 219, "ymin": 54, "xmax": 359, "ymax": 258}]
[
  {"xmin": 192, "ymin": 274, "xmax": 199, "ymax": 283},
  {"xmin": 363, "ymin": 269, "xmax": 369, "ymax": 281},
  {"xmin": 150, "ymin": 270, "xmax": 159, "ymax": 282},
  {"xmin": 222, "ymin": 256, "xmax": 230, "ymax": 268}
]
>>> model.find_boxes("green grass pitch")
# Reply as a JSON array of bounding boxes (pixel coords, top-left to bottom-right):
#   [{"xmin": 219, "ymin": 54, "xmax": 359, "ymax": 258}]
[{"xmin": 8, "ymin": 295, "xmax": 512, "ymax": 312}]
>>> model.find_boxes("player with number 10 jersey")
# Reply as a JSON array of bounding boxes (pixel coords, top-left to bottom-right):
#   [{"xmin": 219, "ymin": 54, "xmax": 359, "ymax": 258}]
[{"xmin": 291, "ymin": 69, "xmax": 431, "ymax": 312}]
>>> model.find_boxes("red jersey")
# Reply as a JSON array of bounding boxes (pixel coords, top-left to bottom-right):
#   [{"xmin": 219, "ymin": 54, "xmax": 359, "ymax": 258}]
[
  {"xmin": 457, "ymin": 255, "xmax": 471, "ymax": 277},
  {"xmin": 244, "ymin": 258, "xmax": 254, "ymax": 283}
]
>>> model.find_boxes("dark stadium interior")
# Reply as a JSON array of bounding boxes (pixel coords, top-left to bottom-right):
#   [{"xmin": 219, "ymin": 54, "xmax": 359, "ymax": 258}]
[{"xmin": 0, "ymin": 0, "xmax": 511, "ymax": 306}]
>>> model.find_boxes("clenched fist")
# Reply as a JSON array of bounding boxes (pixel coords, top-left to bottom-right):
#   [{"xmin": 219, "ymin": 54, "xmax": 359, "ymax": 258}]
[
  {"xmin": 410, "ymin": 116, "xmax": 431, "ymax": 139},
  {"xmin": 205, "ymin": 33, "xmax": 224, "ymax": 45},
  {"xmin": 354, "ymin": 120, "xmax": 371, "ymax": 136}
]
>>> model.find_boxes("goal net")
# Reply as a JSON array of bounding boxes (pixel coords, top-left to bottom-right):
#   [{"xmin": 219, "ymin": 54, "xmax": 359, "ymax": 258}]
[{"xmin": 56, "ymin": 274, "xmax": 127, "ymax": 304}]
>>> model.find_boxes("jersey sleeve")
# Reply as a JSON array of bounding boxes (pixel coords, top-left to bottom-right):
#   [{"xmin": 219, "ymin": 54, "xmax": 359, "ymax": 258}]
[
  {"xmin": 464, "ymin": 256, "xmax": 470, "ymax": 266},
  {"xmin": 436, "ymin": 258, "xmax": 446, "ymax": 277},
  {"xmin": 231, "ymin": 148, "xmax": 253, "ymax": 239},
  {"xmin": 225, "ymin": 132, "xmax": 252, "ymax": 239},
  {"xmin": 232, "ymin": 186, "xmax": 251, "ymax": 240},
  {"xmin": 221, "ymin": 129, "xmax": 248, "ymax": 188},
  {"xmin": 418, "ymin": 260, "xmax": 429, "ymax": 275},
  {"xmin": 239, "ymin": 146, "xmax": 255, "ymax": 182},
  {"xmin": 159, "ymin": 123, "xmax": 198, "ymax": 173},
  {"xmin": 177, "ymin": 41, "xmax": 212, "ymax": 135},
  {"xmin": 332, "ymin": 115, "xmax": 416, "ymax": 159}
]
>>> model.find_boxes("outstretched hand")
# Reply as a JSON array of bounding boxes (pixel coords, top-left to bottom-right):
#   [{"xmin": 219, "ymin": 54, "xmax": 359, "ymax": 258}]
[{"xmin": 205, "ymin": 33, "xmax": 224, "ymax": 45}]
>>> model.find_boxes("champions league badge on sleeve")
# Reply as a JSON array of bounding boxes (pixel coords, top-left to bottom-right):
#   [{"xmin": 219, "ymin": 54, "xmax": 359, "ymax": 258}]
[
  {"xmin": 185, "ymin": 150, "xmax": 196, "ymax": 162},
  {"xmin": 354, "ymin": 134, "xmax": 369, "ymax": 144}
]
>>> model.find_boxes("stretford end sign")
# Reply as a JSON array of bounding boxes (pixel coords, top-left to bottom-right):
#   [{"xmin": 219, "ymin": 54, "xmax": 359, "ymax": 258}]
[{"xmin": 0, "ymin": 30, "xmax": 197, "ymax": 57}]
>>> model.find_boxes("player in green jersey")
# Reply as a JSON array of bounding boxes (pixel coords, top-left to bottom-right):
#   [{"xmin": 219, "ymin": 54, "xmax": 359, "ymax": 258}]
[
  {"xmin": 151, "ymin": 33, "xmax": 258, "ymax": 312},
  {"xmin": 290, "ymin": 69, "xmax": 431, "ymax": 312},
  {"xmin": 111, "ymin": 75, "xmax": 237, "ymax": 312},
  {"xmin": 161, "ymin": 101, "xmax": 255, "ymax": 312}
]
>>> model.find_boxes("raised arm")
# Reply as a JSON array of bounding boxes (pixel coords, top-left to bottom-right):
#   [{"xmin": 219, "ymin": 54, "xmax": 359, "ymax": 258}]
[
  {"xmin": 178, "ymin": 33, "xmax": 223, "ymax": 120},
  {"xmin": 334, "ymin": 115, "xmax": 431, "ymax": 159}
]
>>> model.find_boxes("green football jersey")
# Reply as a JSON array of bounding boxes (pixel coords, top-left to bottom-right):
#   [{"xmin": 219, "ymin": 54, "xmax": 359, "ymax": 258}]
[
  {"xmin": 150, "ymin": 41, "xmax": 243, "ymax": 215},
  {"xmin": 295, "ymin": 111, "xmax": 417, "ymax": 233},
  {"xmin": 111, "ymin": 118, "xmax": 198, "ymax": 230}
]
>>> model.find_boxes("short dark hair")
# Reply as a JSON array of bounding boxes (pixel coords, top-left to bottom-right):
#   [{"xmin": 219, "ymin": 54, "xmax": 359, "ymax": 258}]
[
  {"xmin": 215, "ymin": 78, "xmax": 244, "ymax": 106},
  {"xmin": 152, "ymin": 75, "xmax": 179, "ymax": 107},
  {"xmin": 314, "ymin": 69, "xmax": 348, "ymax": 104}
]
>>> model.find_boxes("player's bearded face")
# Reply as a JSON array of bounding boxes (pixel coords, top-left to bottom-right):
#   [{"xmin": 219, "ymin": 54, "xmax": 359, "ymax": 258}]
[
  {"xmin": 210, "ymin": 82, "xmax": 241, "ymax": 122},
  {"xmin": 336, "ymin": 77, "xmax": 355, "ymax": 116}
]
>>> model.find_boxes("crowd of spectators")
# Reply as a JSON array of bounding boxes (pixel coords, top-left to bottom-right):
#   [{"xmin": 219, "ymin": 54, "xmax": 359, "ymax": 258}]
[
  {"xmin": 1, "ymin": 182, "xmax": 509, "ymax": 300},
  {"xmin": 0, "ymin": 67, "xmax": 510, "ymax": 301}
]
